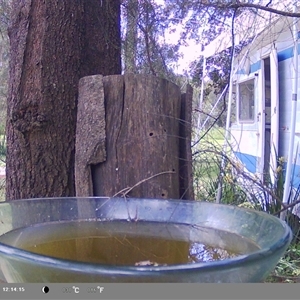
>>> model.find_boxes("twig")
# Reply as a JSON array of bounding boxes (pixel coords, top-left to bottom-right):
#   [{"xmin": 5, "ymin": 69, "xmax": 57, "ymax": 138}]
[
  {"xmin": 199, "ymin": 1, "xmax": 300, "ymax": 18},
  {"xmin": 273, "ymin": 198, "xmax": 300, "ymax": 216},
  {"xmin": 113, "ymin": 170, "xmax": 176, "ymax": 198},
  {"xmin": 268, "ymin": 274, "xmax": 300, "ymax": 282}
]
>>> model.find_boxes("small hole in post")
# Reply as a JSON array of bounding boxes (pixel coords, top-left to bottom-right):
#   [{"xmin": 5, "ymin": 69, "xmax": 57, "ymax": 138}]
[
  {"xmin": 149, "ymin": 132, "xmax": 153, "ymax": 136},
  {"xmin": 161, "ymin": 193, "xmax": 165, "ymax": 197},
  {"xmin": 172, "ymin": 169, "xmax": 175, "ymax": 172}
]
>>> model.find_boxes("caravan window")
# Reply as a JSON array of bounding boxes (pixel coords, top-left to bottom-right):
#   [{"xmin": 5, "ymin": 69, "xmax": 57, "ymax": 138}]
[{"xmin": 238, "ymin": 79, "xmax": 255, "ymax": 121}]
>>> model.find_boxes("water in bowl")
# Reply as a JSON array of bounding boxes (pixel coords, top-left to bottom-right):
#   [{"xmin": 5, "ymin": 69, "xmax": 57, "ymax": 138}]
[{"xmin": 0, "ymin": 220, "xmax": 259, "ymax": 266}]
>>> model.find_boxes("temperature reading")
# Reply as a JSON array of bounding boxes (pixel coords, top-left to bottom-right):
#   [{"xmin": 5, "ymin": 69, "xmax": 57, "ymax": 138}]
[
  {"xmin": 87, "ymin": 286, "xmax": 104, "ymax": 293},
  {"xmin": 73, "ymin": 286, "xmax": 80, "ymax": 294}
]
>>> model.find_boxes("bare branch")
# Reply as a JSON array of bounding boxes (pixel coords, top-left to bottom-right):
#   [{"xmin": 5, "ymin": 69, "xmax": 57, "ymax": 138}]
[
  {"xmin": 227, "ymin": 2, "xmax": 300, "ymax": 17},
  {"xmin": 199, "ymin": 1, "xmax": 300, "ymax": 18},
  {"xmin": 113, "ymin": 170, "xmax": 176, "ymax": 197}
]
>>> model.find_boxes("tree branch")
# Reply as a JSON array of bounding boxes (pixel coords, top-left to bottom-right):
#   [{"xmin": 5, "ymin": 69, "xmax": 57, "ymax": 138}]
[
  {"xmin": 228, "ymin": 2, "xmax": 300, "ymax": 18},
  {"xmin": 202, "ymin": 1, "xmax": 300, "ymax": 18}
]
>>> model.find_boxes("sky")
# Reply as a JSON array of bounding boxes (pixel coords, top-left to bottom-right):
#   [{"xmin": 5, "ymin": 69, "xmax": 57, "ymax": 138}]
[
  {"xmin": 153, "ymin": 0, "xmax": 202, "ymax": 74},
  {"xmin": 165, "ymin": 29, "xmax": 202, "ymax": 74}
]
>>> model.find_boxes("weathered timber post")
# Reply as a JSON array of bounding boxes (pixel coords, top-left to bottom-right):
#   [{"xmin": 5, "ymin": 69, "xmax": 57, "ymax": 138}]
[
  {"xmin": 75, "ymin": 75, "xmax": 106, "ymax": 197},
  {"xmin": 75, "ymin": 74, "xmax": 194, "ymax": 200},
  {"xmin": 179, "ymin": 84, "xmax": 194, "ymax": 200}
]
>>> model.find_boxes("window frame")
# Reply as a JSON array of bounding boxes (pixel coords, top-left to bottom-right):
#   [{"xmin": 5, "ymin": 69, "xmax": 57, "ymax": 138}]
[{"xmin": 236, "ymin": 76, "xmax": 256, "ymax": 124}]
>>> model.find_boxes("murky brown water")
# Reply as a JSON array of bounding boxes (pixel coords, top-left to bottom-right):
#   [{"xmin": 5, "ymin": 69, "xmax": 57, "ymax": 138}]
[{"xmin": 0, "ymin": 220, "xmax": 259, "ymax": 266}]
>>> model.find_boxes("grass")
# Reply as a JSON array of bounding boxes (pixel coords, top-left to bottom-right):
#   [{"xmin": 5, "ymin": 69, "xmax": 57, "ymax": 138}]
[
  {"xmin": 193, "ymin": 127, "xmax": 224, "ymax": 200},
  {"xmin": 0, "ymin": 178, "xmax": 5, "ymax": 202},
  {"xmin": 193, "ymin": 127, "xmax": 247, "ymax": 205},
  {"xmin": 265, "ymin": 244, "xmax": 300, "ymax": 282},
  {"xmin": 0, "ymin": 134, "xmax": 5, "ymax": 167}
]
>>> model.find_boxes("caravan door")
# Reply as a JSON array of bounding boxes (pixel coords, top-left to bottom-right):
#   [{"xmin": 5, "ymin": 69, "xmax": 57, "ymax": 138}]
[
  {"xmin": 269, "ymin": 46, "xmax": 279, "ymax": 184},
  {"xmin": 257, "ymin": 57, "xmax": 266, "ymax": 181},
  {"xmin": 257, "ymin": 47, "xmax": 279, "ymax": 183}
]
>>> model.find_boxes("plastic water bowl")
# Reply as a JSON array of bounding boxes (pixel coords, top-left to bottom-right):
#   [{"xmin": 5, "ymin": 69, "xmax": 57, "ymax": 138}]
[{"xmin": 0, "ymin": 197, "xmax": 292, "ymax": 282}]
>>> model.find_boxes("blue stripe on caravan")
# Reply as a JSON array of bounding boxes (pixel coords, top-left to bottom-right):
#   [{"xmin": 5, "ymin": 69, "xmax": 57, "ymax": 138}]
[
  {"xmin": 278, "ymin": 43, "xmax": 300, "ymax": 62},
  {"xmin": 231, "ymin": 154, "xmax": 300, "ymax": 189},
  {"xmin": 236, "ymin": 69, "xmax": 245, "ymax": 74},
  {"xmin": 236, "ymin": 42, "xmax": 300, "ymax": 73},
  {"xmin": 236, "ymin": 61, "xmax": 261, "ymax": 75},
  {"xmin": 289, "ymin": 163, "xmax": 300, "ymax": 189},
  {"xmin": 233, "ymin": 151, "xmax": 257, "ymax": 174},
  {"xmin": 250, "ymin": 61, "xmax": 261, "ymax": 73}
]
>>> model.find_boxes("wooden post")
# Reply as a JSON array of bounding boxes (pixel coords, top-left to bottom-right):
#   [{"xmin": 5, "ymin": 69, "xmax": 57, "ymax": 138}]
[
  {"xmin": 179, "ymin": 84, "xmax": 194, "ymax": 200},
  {"xmin": 75, "ymin": 75, "xmax": 106, "ymax": 197},
  {"xmin": 75, "ymin": 74, "xmax": 194, "ymax": 200}
]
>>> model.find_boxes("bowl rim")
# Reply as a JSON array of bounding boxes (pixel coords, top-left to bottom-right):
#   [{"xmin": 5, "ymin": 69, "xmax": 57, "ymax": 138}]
[{"xmin": 0, "ymin": 197, "xmax": 293, "ymax": 276}]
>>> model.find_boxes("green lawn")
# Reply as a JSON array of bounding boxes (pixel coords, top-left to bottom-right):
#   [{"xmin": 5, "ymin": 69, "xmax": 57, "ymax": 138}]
[
  {"xmin": 193, "ymin": 127, "xmax": 227, "ymax": 201},
  {"xmin": 0, "ymin": 179, "xmax": 5, "ymax": 202},
  {"xmin": 0, "ymin": 134, "xmax": 5, "ymax": 168}
]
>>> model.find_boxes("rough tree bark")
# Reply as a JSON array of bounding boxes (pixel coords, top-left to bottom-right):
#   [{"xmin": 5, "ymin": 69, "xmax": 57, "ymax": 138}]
[
  {"xmin": 75, "ymin": 75, "xmax": 106, "ymax": 197},
  {"xmin": 5, "ymin": 0, "xmax": 121, "ymax": 200},
  {"xmin": 86, "ymin": 74, "xmax": 193, "ymax": 200}
]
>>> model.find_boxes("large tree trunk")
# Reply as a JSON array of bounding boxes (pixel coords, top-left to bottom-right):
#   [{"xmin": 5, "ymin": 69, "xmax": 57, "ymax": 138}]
[
  {"xmin": 124, "ymin": 0, "xmax": 138, "ymax": 74},
  {"xmin": 5, "ymin": 0, "xmax": 121, "ymax": 200}
]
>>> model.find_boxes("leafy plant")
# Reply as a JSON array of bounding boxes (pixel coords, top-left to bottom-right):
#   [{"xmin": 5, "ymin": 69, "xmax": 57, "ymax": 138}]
[
  {"xmin": 266, "ymin": 244, "xmax": 300, "ymax": 283},
  {"xmin": 193, "ymin": 128, "xmax": 300, "ymax": 282}
]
